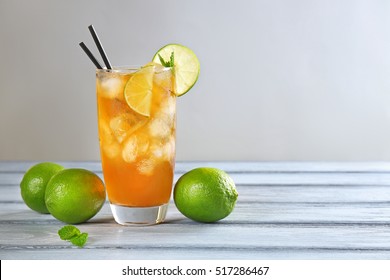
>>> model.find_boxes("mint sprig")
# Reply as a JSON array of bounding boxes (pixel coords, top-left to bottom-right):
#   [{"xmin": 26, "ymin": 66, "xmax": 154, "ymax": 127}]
[
  {"xmin": 158, "ymin": 52, "xmax": 174, "ymax": 67},
  {"xmin": 58, "ymin": 225, "xmax": 88, "ymax": 247}
]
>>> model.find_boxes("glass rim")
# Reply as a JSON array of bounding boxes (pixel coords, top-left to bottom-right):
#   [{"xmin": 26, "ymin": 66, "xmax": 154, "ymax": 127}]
[
  {"xmin": 96, "ymin": 66, "xmax": 141, "ymax": 73},
  {"xmin": 96, "ymin": 65, "xmax": 172, "ymax": 74}
]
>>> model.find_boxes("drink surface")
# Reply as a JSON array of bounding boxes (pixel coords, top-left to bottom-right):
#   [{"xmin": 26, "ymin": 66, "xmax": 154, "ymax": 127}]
[{"xmin": 96, "ymin": 64, "xmax": 176, "ymax": 207}]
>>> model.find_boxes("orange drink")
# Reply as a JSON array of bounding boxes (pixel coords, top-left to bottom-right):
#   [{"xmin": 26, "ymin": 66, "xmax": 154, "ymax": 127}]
[{"xmin": 96, "ymin": 64, "xmax": 176, "ymax": 225}]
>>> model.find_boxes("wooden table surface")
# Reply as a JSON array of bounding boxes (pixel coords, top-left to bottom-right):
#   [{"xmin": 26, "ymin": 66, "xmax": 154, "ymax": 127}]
[{"xmin": 1, "ymin": 161, "xmax": 390, "ymax": 260}]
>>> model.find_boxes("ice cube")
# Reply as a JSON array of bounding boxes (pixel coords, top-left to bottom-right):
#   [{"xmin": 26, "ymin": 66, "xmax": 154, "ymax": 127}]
[
  {"xmin": 110, "ymin": 112, "xmax": 147, "ymax": 143},
  {"xmin": 99, "ymin": 121, "xmax": 113, "ymax": 142},
  {"xmin": 163, "ymin": 137, "xmax": 175, "ymax": 160},
  {"xmin": 121, "ymin": 135, "xmax": 137, "ymax": 163},
  {"xmin": 154, "ymin": 96, "xmax": 176, "ymax": 127},
  {"xmin": 154, "ymin": 66, "xmax": 173, "ymax": 92},
  {"xmin": 137, "ymin": 158, "xmax": 155, "ymax": 175},
  {"xmin": 102, "ymin": 142, "xmax": 121, "ymax": 159},
  {"xmin": 110, "ymin": 115, "xmax": 129, "ymax": 143},
  {"xmin": 149, "ymin": 137, "xmax": 175, "ymax": 161},
  {"xmin": 121, "ymin": 133, "xmax": 150, "ymax": 163},
  {"xmin": 162, "ymin": 95, "xmax": 176, "ymax": 115},
  {"xmin": 99, "ymin": 121, "xmax": 120, "ymax": 158},
  {"xmin": 149, "ymin": 142, "xmax": 164, "ymax": 159},
  {"xmin": 97, "ymin": 75, "xmax": 125, "ymax": 99},
  {"xmin": 148, "ymin": 118, "xmax": 171, "ymax": 140}
]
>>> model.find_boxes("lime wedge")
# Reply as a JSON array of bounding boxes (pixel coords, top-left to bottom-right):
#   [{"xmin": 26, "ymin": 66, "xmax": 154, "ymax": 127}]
[
  {"xmin": 153, "ymin": 44, "xmax": 200, "ymax": 96},
  {"xmin": 124, "ymin": 65, "xmax": 154, "ymax": 117}
]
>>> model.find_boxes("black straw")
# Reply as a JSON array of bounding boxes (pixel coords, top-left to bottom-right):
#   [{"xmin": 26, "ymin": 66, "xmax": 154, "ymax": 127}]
[
  {"xmin": 88, "ymin": 25, "xmax": 112, "ymax": 69},
  {"xmin": 79, "ymin": 42, "xmax": 103, "ymax": 69}
]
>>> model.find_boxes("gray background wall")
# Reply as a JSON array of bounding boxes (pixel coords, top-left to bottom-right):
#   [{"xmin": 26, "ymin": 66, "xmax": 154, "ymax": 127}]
[{"xmin": 1, "ymin": 0, "xmax": 390, "ymax": 161}]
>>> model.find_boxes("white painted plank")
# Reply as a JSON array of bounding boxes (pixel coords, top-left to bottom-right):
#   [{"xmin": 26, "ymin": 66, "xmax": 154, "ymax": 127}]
[
  {"xmin": 1, "ymin": 223, "xmax": 390, "ymax": 257},
  {"xmin": 1, "ymin": 201, "xmax": 389, "ymax": 225},
  {"xmin": 3, "ymin": 161, "xmax": 390, "ymax": 173},
  {"xmin": 2, "ymin": 247, "xmax": 389, "ymax": 260},
  {"xmin": 2, "ymin": 185, "xmax": 390, "ymax": 204},
  {"xmin": 3, "ymin": 171, "xmax": 390, "ymax": 186},
  {"xmin": 234, "ymin": 185, "xmax": 390, "ymax": 203}
]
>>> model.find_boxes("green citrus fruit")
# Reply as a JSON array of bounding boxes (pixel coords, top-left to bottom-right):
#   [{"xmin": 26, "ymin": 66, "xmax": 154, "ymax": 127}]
[
  {"xmin": 152, "ymin": 44, "xmax": 200, "ymax": 96},
  {"xmin": 173, "ymin": 167, "xmax": 238, "ymax": 223},
  {"xmin": 45, "ymin": 168, "xmax": 106, "ymax": 224},
  {"xmin": 20, "ymin": 162, "xmax": 64, "ymax": 214}
]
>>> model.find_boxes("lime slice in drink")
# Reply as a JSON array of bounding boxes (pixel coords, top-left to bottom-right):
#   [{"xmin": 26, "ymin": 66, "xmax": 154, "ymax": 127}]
[
  {"xmin": 124, "ymin": 64, "xmax": 155, "ymax": 117},
  {"xmin": 153, "ymin": 44, "xmax": 200, "ymax": 96}
]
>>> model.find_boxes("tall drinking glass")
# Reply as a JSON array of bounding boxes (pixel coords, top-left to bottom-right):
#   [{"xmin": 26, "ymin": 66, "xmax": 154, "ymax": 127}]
[{"xmin": 96, "ymin": 64, "xmax": 176, "ymax": 225}]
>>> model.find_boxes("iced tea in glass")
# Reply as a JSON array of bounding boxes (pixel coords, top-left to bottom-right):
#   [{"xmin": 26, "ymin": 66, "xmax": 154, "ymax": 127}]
[{"xmin": 96, "ymin": 64, "xmax": 176, "ymax": 225}]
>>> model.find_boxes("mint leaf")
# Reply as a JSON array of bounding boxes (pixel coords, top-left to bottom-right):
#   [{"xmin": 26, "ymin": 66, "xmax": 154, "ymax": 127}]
[
  {"xmin": 158, "ymin": 52, "xmax": 175, "ymax": 67},
  {"xmin": 70, "ymin": 232, "xmax": 88, "ymax": 248},
  {"xmin": 169, "ymin": 52, "xmax": 174, "ymax": 67},
  {"xmin": 158, "ymin": 54, "xmax": 168, "ymax": 67},
  {"xmin": 58, "ymin": 225, "xmax": 88, "ymax": 247},
  {"xmin": 58, "ymin": 225, "xmax": 81, "ymax": 240}
]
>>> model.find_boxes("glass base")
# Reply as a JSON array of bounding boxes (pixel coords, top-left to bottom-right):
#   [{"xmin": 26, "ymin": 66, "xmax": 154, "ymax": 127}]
[{"xmin": 110, "ymin": 203, "xmax": 169, "ymax": 226}]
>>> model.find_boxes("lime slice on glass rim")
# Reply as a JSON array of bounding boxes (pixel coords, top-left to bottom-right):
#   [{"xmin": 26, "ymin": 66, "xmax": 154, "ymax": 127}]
[{"xmin": 152, "ymin": 44, "xmax": 200, "ymax": 96}]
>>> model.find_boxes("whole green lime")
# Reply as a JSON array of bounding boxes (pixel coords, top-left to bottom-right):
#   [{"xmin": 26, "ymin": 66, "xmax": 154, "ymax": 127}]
[
  {"xmin": 45, "ymin": 168, "xmax": 106, "ymax": 224},
  {"xmin": 20, "ymin": 162, "xmax": 64, "ymax": 214},
  {"xmin": 174, "ymin": 167, "xmax": 238, "ymax": 223}
]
